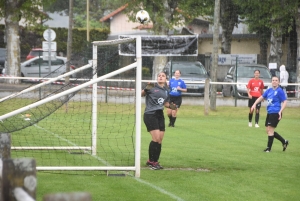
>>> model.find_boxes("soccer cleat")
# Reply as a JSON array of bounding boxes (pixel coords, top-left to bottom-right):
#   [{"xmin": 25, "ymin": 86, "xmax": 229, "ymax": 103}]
[
  {"xmin": 151, "ymin": 162, "xmax": 163, "ymax": 170},
  {"xmin": 168, "ymin": 123, "xmax": 172, "ymax": 127},
  {"xmin": 263, "ymin": 148, "xmax": 270, "ymax": 152},
  {"xmin": 146, "ymin": 160, "xmax": 154, "ymax": 167},
  {"xmin": 248, "ymin": 122, "xmax": 252, "ymax": 127},
  {"xmin": 255, "ymin": 124, "xmax": 259, "ymax": 128},
  {"xmin": 283, "ymin": 140, "xmax": 289, "ymax": 151}
]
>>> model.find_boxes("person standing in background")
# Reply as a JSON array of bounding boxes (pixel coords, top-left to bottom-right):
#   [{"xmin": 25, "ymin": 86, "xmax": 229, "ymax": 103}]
[
  {"xmin": 247, "ymin": 70, "xmax": 265, "ymax": 128},
  {"xmin": 279, "ymin": 65, "xmax": 289, "ymax": 98},
  {"xmin": 167, "ymin": 70, "xmax": 187, "ymax": 127}
]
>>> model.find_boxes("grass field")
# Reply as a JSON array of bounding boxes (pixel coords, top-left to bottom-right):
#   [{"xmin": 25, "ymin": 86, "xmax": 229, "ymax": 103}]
[{"xmin": 31, "ymin": 105, "xmax": 300, "ymax": 201}]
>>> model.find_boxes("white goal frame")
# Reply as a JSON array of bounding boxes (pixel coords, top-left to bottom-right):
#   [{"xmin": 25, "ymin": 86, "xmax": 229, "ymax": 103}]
[{"xmin": 0, "ymin": 36, "xmax": 142, "ymax": 177}]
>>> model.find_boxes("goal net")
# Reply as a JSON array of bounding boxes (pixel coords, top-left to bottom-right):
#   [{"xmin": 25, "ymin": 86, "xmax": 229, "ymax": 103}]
[{"xmin": 0, "ymin": 37, "xmax": 142, "ymax": 177}]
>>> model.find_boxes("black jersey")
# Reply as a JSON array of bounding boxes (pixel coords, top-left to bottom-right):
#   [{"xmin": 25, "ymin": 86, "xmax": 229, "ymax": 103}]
[{"xmin": 144, "ymin": 83, "xmax": 170, "ymax": 114}]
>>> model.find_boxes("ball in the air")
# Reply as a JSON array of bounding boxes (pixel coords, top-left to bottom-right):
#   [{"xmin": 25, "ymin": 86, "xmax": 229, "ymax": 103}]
[{"xmin": 136, "ymin": 10, "xmax": 150, "ymax": 24}]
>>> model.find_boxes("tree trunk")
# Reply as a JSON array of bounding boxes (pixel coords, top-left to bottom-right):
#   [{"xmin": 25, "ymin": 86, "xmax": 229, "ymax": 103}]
[
  {"xmin": 269, "ymin": 28, "xmax": 283, "ymax": 69},
  {"xmin": 210, "ymin": 0, "xmax": 220, "ymax": 111},
  {"xmin": 151, "ymin": 0, "xmax": 173, "ymax": 79},
  {"xmin": 258, "ymin": 30, "xmax": 270, "ymax": 66},
  {"xmin": 220, "ymin": 0, "xmax": 238, "ymax": 54},
  {"xmin": 152, "ymin": 57, "xmax": 168, "ymax": 78},
  {"xmin": 66, "ymin": 0, "xmax": 73, "ymax": 84},
  {"xmin": 5, "ymin": 0, "xmax": 21, "ymax": 84},
  {"xmin": 259, "ymin": 39, "xmax": 268, "ymax": 66}
]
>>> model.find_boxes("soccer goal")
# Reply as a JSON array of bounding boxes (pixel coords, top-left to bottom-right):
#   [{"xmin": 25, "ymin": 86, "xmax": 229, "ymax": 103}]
[{"xmin": 0, "ymin": 37, "xmax": 142, "ymax": 177}]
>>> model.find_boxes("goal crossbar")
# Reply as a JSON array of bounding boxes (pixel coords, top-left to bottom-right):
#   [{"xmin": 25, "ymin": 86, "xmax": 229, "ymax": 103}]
[{"xmin": 92, "ymin": 37, "xmax": 135, "ymax": 46}]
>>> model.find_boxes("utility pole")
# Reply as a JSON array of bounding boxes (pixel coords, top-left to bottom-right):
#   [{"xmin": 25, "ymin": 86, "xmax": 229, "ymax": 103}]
[
  {"xmin": 210, "ymin": 0, "xmax": 220, "ymax": 111},
  {"xmin": 87, "ymin": 0, "xmax": 90, "ymax": 41},
  {"xmin": 66, "ymin": 0, "xmax": 74, "ymax": 84}
]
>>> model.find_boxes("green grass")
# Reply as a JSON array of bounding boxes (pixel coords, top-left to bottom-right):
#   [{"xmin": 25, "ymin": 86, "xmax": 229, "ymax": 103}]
[{"xmin": 33, "ymin": 105, "xmax": 300, "ymax": 201}]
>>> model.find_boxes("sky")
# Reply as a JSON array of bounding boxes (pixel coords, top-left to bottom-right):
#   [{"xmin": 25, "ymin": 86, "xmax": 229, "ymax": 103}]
[{"xmin": 44, "ymin": 12, "xmax": 69, "ymax": 28}]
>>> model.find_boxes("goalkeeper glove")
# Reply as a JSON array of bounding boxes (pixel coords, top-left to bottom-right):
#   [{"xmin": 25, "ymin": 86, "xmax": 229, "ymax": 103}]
[
  {"xmin": 143, "ymin": 83, "xmax": 155, "ymax": 93},
  {"xmin": 169, "ymin": 102, "xmax": 177, "ymax": 110}
]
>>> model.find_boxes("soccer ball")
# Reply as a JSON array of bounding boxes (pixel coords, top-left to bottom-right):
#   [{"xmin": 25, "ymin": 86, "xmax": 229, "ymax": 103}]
[{"xmin": 136, "ymin": 10, "xmax": 150, "ymax": 24}]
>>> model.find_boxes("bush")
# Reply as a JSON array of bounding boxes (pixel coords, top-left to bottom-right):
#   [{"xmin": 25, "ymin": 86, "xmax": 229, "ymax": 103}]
[{"xmin": 142, "ymin": 67, "xmax": 151, "ymax": 77}]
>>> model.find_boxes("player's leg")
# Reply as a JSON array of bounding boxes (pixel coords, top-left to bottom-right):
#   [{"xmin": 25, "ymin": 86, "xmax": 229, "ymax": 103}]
[
  {"xmin": 167, "ymin": 96, "xmax": 175, "ymax": 127},
  {"xmin": 156, "ymin": 112, "xmax": 165, "ymax": 169},
  {"xmin": 264, "ymin": 126, "xmax": 275, "ymax": 152},
  {"xmin": 255, "ymin": 100, "xmax": 261, "ymax": 127},
  {"xmin": 264, "ymin": 113, "xmax": 281, "ymax": 152},
  {"xmin": 272, "ymin": 113, "xmax": 289, "ymax": 151},
  {"xmin": 167, "ymin": 108, "xmax": 172, "ymax": 127},
  {"xmin": 171, "ymin": 109, "xmax": 178, "ymax": 127},
  {"xmin": 171, "ymin": 96, "xmax": 182, "ymax": 127},
  {"xmin": 248, "ymin": 98, "xmax": 254, "ymax": 127},
  {"xmin": 144, "ymin": 112, "xmax": 161, "ymax": 167}
]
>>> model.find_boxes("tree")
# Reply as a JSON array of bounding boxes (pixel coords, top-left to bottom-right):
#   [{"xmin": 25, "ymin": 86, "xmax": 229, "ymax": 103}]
[
  {"xmin": 43, "ymin": 0, "xmax": 124, "ymax": 28},
  {"xmin": 124, "ymin": 0, "xmax": 205, "ymax": 78},
  {"xmin": 237, "ymin": 0, "xmax": 298, "ymax": 68},
  {"xmin": 0, "ymin": 0, "xmax": 54, "ymax": 84}
]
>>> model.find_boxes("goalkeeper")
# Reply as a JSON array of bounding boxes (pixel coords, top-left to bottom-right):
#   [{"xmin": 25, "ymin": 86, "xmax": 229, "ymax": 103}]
[{"xmin": 142, "ymin": 72, "xmax": 175, "ymax": 170}]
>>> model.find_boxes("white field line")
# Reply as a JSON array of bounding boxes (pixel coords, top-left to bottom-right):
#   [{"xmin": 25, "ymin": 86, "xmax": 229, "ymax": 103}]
[{"xmin": 33, "ymin": 124, "xmax": 185, "ymax": 201}]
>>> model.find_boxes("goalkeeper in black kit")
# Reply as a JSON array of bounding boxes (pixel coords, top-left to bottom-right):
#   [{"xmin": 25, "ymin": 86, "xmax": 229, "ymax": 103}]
[{"xmin": 142, "ymin": 72, "xmax": 176, "ymax": 170}]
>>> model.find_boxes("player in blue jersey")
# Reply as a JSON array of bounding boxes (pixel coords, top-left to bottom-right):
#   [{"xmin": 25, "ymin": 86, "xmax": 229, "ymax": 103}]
[
  {"xmin": 167, "ymin": 70, "xmax": 187, "ymax": 127},
  {"xmin": 251, "ymin": 76, "xmax": 289, "ymax": 152}
]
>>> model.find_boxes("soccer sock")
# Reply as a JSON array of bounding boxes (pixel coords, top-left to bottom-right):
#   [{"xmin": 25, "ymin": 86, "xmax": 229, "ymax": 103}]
[
  {"xmin": 248, "ymin": 113, "xmax": 253, "ymax": 122},
  {"xmin": 152, "ymin": 141, "xmax": 160, "ymax": 162},
  {"xmin": 168, "ymin": 115, "xmax": 172, "ymax": 124},
  {"xmin": 149, "ymin": 141, "xmax": 156, "ymax": 162},
  {"xmin": 157, "ymin": 143, "xmax": 162, "ymax": 161},
  {"xmin": 172, "ymin": 117, "xmax": 177, "ymax": 125},
  {"xmin": 274, "ymin": 132, "xmax": 285, "ymax": 144},
  {"xmin": 255, "ymin": 113, "xmax": 259, "ymax": 124},
  {"xmin": 267, "ymin": 135, "xmax": 274, "ymax": 150}
]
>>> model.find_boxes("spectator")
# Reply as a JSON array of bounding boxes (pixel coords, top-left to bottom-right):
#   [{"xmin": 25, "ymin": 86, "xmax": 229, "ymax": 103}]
[{"xmin": 279, "ymin": 65, "xmax": 289, "ymax": 98}]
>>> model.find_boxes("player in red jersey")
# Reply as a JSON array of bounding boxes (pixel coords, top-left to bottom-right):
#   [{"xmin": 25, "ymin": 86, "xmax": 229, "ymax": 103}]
[{"xmin": 247, "ymin": 70, "xmax": 265, "ymax": 128}]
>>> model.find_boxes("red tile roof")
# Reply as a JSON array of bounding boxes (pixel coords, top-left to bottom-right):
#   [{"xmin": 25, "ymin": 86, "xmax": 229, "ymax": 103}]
[{"xmin": 99, "ymin": 4, "xmax": 128, "ymax": 22}]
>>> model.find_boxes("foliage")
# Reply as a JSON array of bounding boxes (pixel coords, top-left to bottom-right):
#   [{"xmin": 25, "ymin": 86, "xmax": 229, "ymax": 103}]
[
  {"xmin": 43, "ymin": 0, "xmax": 124, "ymax": 28},
  {"xmin": 125, "ymin": 0, "xmax": 205, "ymax": 34},
  {"xmin": 0, "ymin": 0, "xmax": 57, "ymax": 29},
  {"xmin": 236, "ymin": 0, "xmax": 299, "ymax": 36},
  {"xmin": 142, "ymin": 67, "xmax": 151, "ymax": 77},
  {"xmin": 0, "ymin": 25, "xmax": 109, "ymax": 60}
]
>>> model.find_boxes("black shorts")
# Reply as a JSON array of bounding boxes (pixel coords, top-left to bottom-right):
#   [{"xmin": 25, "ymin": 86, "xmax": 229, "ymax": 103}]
[
  {"xmin": 143, "ymin": 110, "xmax": 165, "ymax": 132},
  {"xmin": 265, "ymin": 113, "xmax": 281, "ymax": 128},
  {"xmin": 170, "ymin": 96, "xmax": 182, "ymax": 108},
  {"xmin": 248, "ymin": 97, "xmax": 261, "ymax": 109}
]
